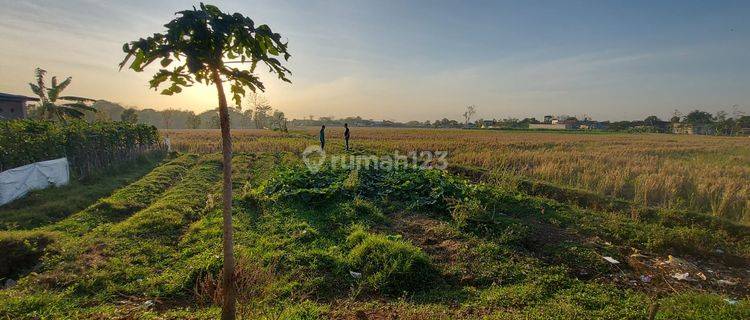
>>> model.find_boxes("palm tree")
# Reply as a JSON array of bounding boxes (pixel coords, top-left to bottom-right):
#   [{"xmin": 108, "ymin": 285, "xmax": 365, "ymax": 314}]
[
  {"xmin": 119, "ymin": 4, "xmax": 291, "ymax": 319},
  {"xmin": 29, "ymin": 68, "xmax": 96, "ymax": 121}
]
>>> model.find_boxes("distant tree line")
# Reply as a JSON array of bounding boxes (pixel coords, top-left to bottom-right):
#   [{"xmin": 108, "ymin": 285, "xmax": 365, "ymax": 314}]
[
  {"xmin": 605, "ymin": 108, "xmax": 749, "ymax": 135},
  {"xmin": 72, "ymin": 95, "xmax": 289, "ymax": 131},
  {"xmin": 35, "ymin": 95, "xmax": 746, "ymax": 136},
  {"xmin": 291, "ymin": 108, "xmax": 749, "ymax": 135}
]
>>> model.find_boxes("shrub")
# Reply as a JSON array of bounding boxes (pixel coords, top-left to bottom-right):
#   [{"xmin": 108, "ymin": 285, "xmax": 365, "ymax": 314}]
[
  {"xmin": 356, "ymin": 165, "xmax": 469, "ymax": 212},
  {"xmin": 261, "ymin": 164, "xmax": 349, "ymax": 205},
  {"xmin": 0, "ymin": 119, "xmax": 162, "ymax": 176},
  {"xmin": 449, "ymin": 193, "xmax": 530, "ymax": 244},
  {"xmin": 346, "ymin": 228, "xmax": 435, "ymax": 295}
]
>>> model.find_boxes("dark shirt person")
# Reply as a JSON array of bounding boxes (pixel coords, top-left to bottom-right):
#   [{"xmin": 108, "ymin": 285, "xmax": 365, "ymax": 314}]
[
  {"xmin": 344, "ymin": 123, "xmax": 351, "ymax": 151},
  {"xmin": 319, "ymin": 125, "xmax": 326, "ymax": 150}
]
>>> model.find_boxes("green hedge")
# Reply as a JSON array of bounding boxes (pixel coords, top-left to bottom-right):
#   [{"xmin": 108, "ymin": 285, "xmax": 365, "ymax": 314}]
[{"xmin": 0, "ymin": 120, "xmax": 162, "ymax": 175}]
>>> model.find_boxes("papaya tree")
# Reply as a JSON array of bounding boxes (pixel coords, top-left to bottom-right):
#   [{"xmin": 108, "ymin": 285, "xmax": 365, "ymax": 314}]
[{"xmin": 119, "ymin": 3, "xmax": 291, "ymax": 318}]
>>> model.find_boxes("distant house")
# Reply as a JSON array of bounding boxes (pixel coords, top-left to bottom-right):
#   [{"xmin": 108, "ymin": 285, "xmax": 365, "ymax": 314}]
[
  {"xmin": 579, "ymin": 121, "xmax": 606, "ymax": 130},
  {"xmin": 0, "ymin": 93, "xmax": 38, "ymax": 120},
  {"xmin": 561, "ymin": 119, "xmax": 580, "ymax": 129},
  {"xmin": 672, "ymin": 123, "xmax": 714, "ymax": 135},
  {"xmin": 529, "ymin": 123, "xmax": 573, "ymax": 130}
]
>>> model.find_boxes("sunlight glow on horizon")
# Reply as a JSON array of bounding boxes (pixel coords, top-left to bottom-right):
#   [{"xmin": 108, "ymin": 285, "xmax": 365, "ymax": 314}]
[{"xmin": 1, "ymin": 0, "xmax": 749, "ymax": 121}]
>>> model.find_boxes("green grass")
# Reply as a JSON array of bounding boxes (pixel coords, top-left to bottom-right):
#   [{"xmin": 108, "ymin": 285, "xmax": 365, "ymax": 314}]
[
  {"xmin": 45, "ymin": 154, "xmax": 199, "ymax": 236},
  {"xmin": 32, "ymin": 156, "xmax": 222, "ymax": 300},
  {"xmin": 0, "ymin": 153, "xmax": 167, "ymax": 231},
  {"xmin": 0, "ymin": 230, "xmax": 57, "ymax": 280},
  {"xmin": 0, "ymin": 153, "xmax": 747, "ymax": 319},
  {"xmin": 346, "ymin": 226, "xmax": 436, "ymax": 295},
  {"xmin": 450, "ymin": 164, "xmax": 750, "ymax": 262}
]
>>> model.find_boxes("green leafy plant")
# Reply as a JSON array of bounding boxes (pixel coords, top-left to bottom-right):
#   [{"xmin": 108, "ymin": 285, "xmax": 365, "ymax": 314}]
[
  {"xmin": 0, "ymin": 119, "xmax": 161, "ymax": 175},
  {"xmin": 262, "ymin": 163, "xmax": 469, "ymax": 213},
  {"xmin": 28, "ymin": 68, "xmax": 96, "ymax": 122}
]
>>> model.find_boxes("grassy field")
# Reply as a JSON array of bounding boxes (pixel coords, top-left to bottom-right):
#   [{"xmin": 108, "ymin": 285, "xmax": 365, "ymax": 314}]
[
  {"xmin": 0, "ymin": 153, "xmax": 167, "ymax": 231},
  {"xmin": 1, "ymin": 129, "xmax": 748, "ymax": 319},
  {"xmin": 163, "ymin": 129, "xmax": 311, "ymax": 154},
  {"xmin": 167, "ymin": 128, "xmax": 750, "ymax": 224}
]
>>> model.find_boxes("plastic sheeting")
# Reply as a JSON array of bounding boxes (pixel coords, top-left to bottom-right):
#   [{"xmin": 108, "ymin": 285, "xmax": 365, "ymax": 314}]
[{"xmin": 0, "ymin": 157, "xmax": 69, "ymax": 206}]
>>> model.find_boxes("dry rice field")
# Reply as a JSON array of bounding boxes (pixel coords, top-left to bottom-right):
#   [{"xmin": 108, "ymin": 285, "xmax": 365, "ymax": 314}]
[{"xmin": 164, "ymin": 127, "xmax": 750, "ymax": 224}]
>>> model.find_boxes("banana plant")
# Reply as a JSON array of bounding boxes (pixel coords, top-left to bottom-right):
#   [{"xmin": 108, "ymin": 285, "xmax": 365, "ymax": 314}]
[{"xmin": 28, "ymin": 68, "xmax": 96, "ymax": 122}]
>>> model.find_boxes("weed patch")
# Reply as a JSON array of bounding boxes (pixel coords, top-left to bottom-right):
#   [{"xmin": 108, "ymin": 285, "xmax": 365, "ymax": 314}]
[{"xmin": 346, "ymin": 227, "xmax": 437, "ymax": 295}]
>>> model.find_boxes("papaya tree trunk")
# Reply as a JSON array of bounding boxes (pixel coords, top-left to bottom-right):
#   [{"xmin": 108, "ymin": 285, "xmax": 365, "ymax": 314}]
[{"xmin": 213, "ymin": 69, "xmax": 236, "ymax": 320}]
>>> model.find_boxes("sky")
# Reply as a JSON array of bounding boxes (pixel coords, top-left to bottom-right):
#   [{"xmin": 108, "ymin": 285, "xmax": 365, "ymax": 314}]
[{"xmin": 0, "ymin": 0, "xmax": 748, "ymax": 121}]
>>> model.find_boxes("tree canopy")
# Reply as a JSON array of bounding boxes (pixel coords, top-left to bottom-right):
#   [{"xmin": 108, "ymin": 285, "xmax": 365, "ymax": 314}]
[
  {"xmin": 684, "ymin": 110, "xmax": 714, "ymax": 124},
  {"xmin": 121, "ymin": 108, "xmax": 139, "ymax": 123},
  {"xmin": 644, "ymin": 115, "xmax": 661, "ymax": 125},
  {"xmin": 119, "ymin": 3, "xmax": 291, "ymax": 106}
]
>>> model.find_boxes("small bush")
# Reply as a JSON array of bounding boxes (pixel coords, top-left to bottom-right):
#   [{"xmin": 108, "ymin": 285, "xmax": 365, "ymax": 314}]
[
  {"xmin": 346, "ymin": 228, "xmax": 435, "ymax": 295},
  {"xmin": 291, "ymin": 247, "xmax": 350, "ymax": 298},
  {"xmin": 450, "ymin": 196, "xmax": 530, "ymax": 245}
]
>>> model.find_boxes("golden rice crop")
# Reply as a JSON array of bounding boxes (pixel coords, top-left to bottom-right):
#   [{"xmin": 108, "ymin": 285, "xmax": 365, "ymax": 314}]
[
  {"xmin": 162, "ymin": 129, "xmax": 313, "ymax": 154},
  {"xmin": 165, "ymin": 127, "xmax": 750, "ymax": 223}
]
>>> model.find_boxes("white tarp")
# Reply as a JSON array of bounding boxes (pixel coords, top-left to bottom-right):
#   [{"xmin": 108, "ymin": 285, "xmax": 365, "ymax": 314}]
[{"xmin": 0, "ymin": 157, "xmax": 69, "ymax": 206}]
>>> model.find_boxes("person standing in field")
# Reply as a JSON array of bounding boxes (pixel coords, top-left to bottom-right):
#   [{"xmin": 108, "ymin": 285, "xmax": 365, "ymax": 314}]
[
  {"xmin": 344, "ymin": 123, "xmax": 351, "ymax": 151},
  {"xmin": 319, "ymin": 125, "xmax": 326, "ymax": 150}
]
